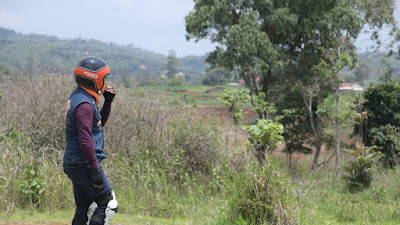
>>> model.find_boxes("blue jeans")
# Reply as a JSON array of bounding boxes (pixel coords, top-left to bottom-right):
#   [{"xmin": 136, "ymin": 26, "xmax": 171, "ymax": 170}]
[{"xmin": 63, "ymin": 163, "xmax": 112, "ymax": 225}]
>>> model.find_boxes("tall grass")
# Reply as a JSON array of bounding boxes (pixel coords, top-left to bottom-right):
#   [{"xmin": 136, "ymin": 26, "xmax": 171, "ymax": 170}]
[{"xmin": 0, "ymin": 74, "xmax": 241, "ymax": 221}]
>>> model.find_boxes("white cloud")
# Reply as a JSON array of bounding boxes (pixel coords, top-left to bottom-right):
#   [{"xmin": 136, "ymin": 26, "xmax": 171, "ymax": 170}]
[{"xmin": 0, "ymin": 6, "xmax": 22, "ymax": 29}]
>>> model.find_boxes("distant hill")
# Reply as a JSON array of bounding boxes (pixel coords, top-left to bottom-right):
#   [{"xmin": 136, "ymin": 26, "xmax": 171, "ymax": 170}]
[
  {"xmin": 1, "ymin": 27, "xmax": 399, "ymax": 86},
  {"xmin": 343, "ymin": 52, "xmax": 400, "ymax": 86},
  {"xmin": 0, "ymin": 27, "xmax": 209, "ymax": 82}
]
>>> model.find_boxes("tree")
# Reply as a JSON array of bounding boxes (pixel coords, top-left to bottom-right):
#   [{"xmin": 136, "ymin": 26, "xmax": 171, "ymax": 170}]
[
  {"xmin": 318, "ymin": 0, "xmax": 398, "ymax": 174},
  {"xmin": 353, "ymin": 63, "xmax": 371, "ymax": 85},
  {"xmin": 217, "ymin": 88, "xmax": 250, "ymax": 144},
  {"xmin": 186, "ymin": 0, "xmax": 399, "ymax": 171},
  {"xmin": 203, "ymin": 67, "xmax": 231, "ymax": 86},
  {"xmin": 342, "ymin": 145, "xmax": 382, "ymax": 192},
  {"xmin": 291, "ymin": 0, "xmax": 398, "ymax": 171},
  {"xmin": 380, "ymin": 58, "xmax": 394, "ymax": 82},
  {"xmin": 278, "ymin": 88, "xmax": 313, "ymax": 167},
  {"xmin": 186, "ymin": 0, "xmax": 294, "ymax": 118},
  {"xmin": 243, "ymin": 119, "xmax": 284, "ymax": 165},
  {"xmin": 167, "ymin": 50, "xmax": 179, "ymax": 78},
  {"xmin": 363, "ymin": 80, "xmax": 400, "ymax": 166}
]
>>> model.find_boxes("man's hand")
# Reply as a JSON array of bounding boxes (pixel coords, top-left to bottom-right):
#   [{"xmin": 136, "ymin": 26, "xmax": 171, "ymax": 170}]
[
  {"xmin": 103, "ymin": 85, "xmax": 115, "ymax": 103},
  {"xmin": 90, "ymin": 167, "xmax": 104, "ymax": 189}
]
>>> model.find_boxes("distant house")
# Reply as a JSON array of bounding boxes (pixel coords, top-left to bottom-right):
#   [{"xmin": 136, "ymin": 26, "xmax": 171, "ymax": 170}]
[
  {"xmin": 139, "ymin": 64, "xmax": 148, "ymax": 70},
  {"xmin": 339, "ymin": 83, "xmax": 364, "ymax": 92},
  {"xmin": 238, "ymin": 78, "xmax": 260, "ymax": 85},
  {"xmin": 228, "ymin": 82, "xmax": 242, "ymax": 87},
  {"xmin": 174, "ymin": 72, "xmax": 185, "ymax": 78}
]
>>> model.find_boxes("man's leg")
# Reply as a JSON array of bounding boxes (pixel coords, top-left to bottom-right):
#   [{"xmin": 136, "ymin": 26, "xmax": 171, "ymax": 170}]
[
  {"xmin": 89, "ymin": 189, "xmax": 118, "ymax": 225},
  {"xmin": 72, "ymin": 182, "xmax": 92, "ymax": 225}
]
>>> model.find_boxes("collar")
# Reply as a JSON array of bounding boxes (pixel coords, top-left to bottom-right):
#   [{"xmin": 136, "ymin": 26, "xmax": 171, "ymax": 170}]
[{"xmin": 79, "ymin": 85, "xmax": 100, "ymax": 104}]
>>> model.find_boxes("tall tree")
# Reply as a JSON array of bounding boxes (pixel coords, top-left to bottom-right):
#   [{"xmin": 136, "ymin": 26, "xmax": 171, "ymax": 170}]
[
  {"xmin": 186, "ymin": 0, "xmax": 296, "ymax": 118},
  {"xmin": 186, "ymin": 0, "xmax": 399, "ymax": 171},
  {"xmin": 314, "ymin": 0, "xmax": 398, "ymax": 174},
  {"xmin": 167, "ymin": 50, "xmax": 179, "ymax": 78},
  {"xmin": 290, "ymin": 0, "xmax": 398, "ymax": 171}
]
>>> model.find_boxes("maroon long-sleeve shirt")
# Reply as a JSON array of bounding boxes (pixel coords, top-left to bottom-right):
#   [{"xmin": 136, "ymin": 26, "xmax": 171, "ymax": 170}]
[{"xmin": 76, "ymin": 102, "xmax": 111, "ymax": 168}]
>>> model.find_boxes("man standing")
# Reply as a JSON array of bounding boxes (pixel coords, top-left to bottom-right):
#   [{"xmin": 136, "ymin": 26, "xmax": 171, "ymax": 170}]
[{"xmin": 64, "ymin": 56, "xmax": 118, "ymax": 225}]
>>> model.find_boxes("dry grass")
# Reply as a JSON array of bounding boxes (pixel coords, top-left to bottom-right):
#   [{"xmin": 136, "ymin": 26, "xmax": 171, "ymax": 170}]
[{"xmin": 0, "ymin": 74, "xmax": 237, "ymax": 215}]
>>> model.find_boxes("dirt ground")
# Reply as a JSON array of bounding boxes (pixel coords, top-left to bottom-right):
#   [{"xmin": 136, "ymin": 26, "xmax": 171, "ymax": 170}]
[{"xmin": 3, "ymin": 223, "xmax": 122, "ymax": 225}]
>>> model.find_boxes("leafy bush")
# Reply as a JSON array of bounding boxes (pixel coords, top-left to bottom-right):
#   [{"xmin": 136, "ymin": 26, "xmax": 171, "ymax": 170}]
[
  {"xmin": 19, "ymin": 163, "xmax": 46, "ymax": 207},
  {"xmin": 226, "ymin": 157, "xmax": 298, "ymax": 224},
  {"xmin": 370, "ymin": 125, "xmax": 400, "ymax": 167},
  {"xmin": 167, "ymin": 77, "xmax": 185, "ymax": 86},
  {"xmin": 363, "ymin": 80, "xmax": 400, "ymax": 145},
  {"xmin": 243, "ymin": 119, "xmax": 284, "ymax": 164},
  {"xmin": 342, "ymin": 145, "xmax": 382, "ymax": 192},
  {"xmin": 168, "ymin": 115, "xmax": 222, "ymax": 175}
]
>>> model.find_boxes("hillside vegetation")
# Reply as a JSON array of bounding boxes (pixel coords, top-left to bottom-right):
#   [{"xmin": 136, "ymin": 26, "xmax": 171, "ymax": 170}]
[
  {"xmin": 0, "ymin": 27, "xmax": 208, "ymax": 82},
  {"xmin": 1, "ymin": 27, "xmax": 400, "ymax": 88}
]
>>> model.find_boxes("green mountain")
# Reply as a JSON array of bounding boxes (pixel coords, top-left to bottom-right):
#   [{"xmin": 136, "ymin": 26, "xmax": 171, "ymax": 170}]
[
  {"xmin": 1, "ymin": 27, "xmax": 398, "ymax": 86},
  {"xmin": 0, "ymin": 27, "xmax": 208, "ymax": 82},
  {"xmin": 343, "ymin": 52, "xmax": 400, "ymax": 86}
]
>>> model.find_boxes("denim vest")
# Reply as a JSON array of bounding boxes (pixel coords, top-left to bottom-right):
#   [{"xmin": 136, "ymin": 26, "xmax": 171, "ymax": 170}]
[{"xmin": 63, "ymin": 86, "xmax": 106, "ymax": 164}]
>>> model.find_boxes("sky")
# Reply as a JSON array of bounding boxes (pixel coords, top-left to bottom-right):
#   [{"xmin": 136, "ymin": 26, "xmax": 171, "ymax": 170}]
[
  {"xmin": 0, "ymin": 0, "xmax": 399, "ymax": 57},
  {"xmin": 0, "ymin": 0, "xmax": 215, "ymax": 57}
]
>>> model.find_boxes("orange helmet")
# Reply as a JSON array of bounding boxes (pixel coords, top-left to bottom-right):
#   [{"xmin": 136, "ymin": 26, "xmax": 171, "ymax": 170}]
[{"xmin": 74, "ymin": 56, "xmax": 110, "ymax": 92}]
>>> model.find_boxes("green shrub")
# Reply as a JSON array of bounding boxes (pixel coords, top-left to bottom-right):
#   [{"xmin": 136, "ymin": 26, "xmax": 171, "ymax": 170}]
[
  {"xmin": 167, "ymin": 77, "xmax": 184, "ymax": 87},
  {"xmin": 168, "ymin": 115, "xmax": 222, "ymax": 176},
  {"xmin": 19, "ymin": 163, "xmax": 46, "ymax": 207},
  {"xmin": 370, "ymin": 125, "xmax": 399, "ymax": 167},
  {"xmin": 243, "ymin": 119, "xmax": 284, "ymax": 164},
  {"xmin": 226, "ymin": 157, "xmax": 298, "ymax": 225},
  {"xmin": 342, "ymin": 145, "xmax": 382, "ymax": 192}
]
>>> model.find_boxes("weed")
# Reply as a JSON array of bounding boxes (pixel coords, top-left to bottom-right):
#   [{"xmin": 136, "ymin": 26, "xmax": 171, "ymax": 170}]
[
  {"xmin": 19, "ymin": 163, "xmax": 46, "ymax": 207},
  {"xmin": 225, "ymin": 157, "xmax": 299, "ymax": 225},
  {"xmin": 342, "ymin": 145, "xmax": 382, "ymax": 192}
]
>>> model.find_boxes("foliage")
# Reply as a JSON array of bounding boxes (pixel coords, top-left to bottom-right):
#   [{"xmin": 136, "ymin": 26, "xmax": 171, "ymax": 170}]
[
  {"xmin": 226, "ymin": 158, "xmax": 298, "ymax": 225},
  {"xmin": 202, "ymin": 67, "xmax": 232, "ymax": 86},
  {"xmin": 318, "ymin": 93, "xmax": 358, "ymax": 136},
  {"xmin": 166, "ymin": 76, "xmax": 185, "ymax": 87},
  {"xmin": 254, "ymin": 92, "xmax": 278, "ymax": 119},
  {"xmin": 0, "ymin": 27, "xmax": 208, "ymax": 83},
  {"xmin": 243, "ymin": 119, "xmax": 284, "ymax": 164},
  {"xmin": 5, "ymin": 75, "xmax": 400, "ymax": 224},
  {"xmin": 276, "ymin": 88, "xmax": 313, "ymax": 165},
  {"xmin": 0, "ymin": 75, "xmax": 232, "ymax": 220},
  {"xmin": 167, "ymin": 50, "xmax": 179, "ymax": 78},
  {"xmin": 168, "ymin": 115, "xmax": 222, "ymax": 175},
  {"xmin": 19, "ymin": 163, "xmax": 46, "ymax": 207},
  {"xmin": 0, "ymin": 63, "xmax": 14, "ymax": 77},
  {"xmin": 370, "ymin": 125, "xmax": 400, "ymax": 167},
  {"xmin": 217, "ymin": 88, "xmax": 250, "ymax": 125},
  {"xmin": 363, "ymin": 80, "xmax": 400, "ymax": 147},
  {"xmin": 281, "ymin": 109, "xmax": 312, "ymax": 163},
  {"xmin": 342, "ymin": 145, "xmax": 382, "ymax": 192}
]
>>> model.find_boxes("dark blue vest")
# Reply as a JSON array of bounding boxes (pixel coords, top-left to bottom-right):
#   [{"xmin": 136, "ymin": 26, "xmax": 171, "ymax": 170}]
[{"xmin": 64, "ymin": 86, "xmax": 106, "ymax": 164}]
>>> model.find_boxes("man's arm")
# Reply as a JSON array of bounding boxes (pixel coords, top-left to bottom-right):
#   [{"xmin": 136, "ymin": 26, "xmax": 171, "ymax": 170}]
[
  {"xmin": 100, "ymin": 102, "xmax": 111, "ymax": 126},
  {"xmin": 101, "ymin": 85, "xmax": 115, "ymax": 126},
  {"xmin": 76, "ymin": 103, "xmax": 99, "ymax": 169},
  {"xmin": 76, "ymin": 103, "xmax": 103, "ymax": 189}
]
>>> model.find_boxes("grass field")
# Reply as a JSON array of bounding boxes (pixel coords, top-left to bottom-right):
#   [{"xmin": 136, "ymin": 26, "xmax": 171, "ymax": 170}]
[{"xmin": 2, "ymin": 79, "xmax": 400, "ymax": 225}]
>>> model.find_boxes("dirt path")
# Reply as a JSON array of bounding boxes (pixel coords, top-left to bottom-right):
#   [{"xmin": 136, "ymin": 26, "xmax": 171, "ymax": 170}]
[{"xmin": 4, "ymin": 223, "xmax": 67, "ymax": 225}]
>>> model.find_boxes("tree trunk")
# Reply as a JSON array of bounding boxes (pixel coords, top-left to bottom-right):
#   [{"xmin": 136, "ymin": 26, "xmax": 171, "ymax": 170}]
[
  {"xmin": 234, "ymin": 123, "xmax": 238, "ymax": 145},
  {"xmin": 311, "ymin": 137, "xmax": 322, "ymax": 171},
  {"xmin": 300, "ymin": 80, "xmax": 325, "ymax": 171},
  {"xmin": 335, "ymin": 79, "xmax": 341, "ymax": 176}
]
